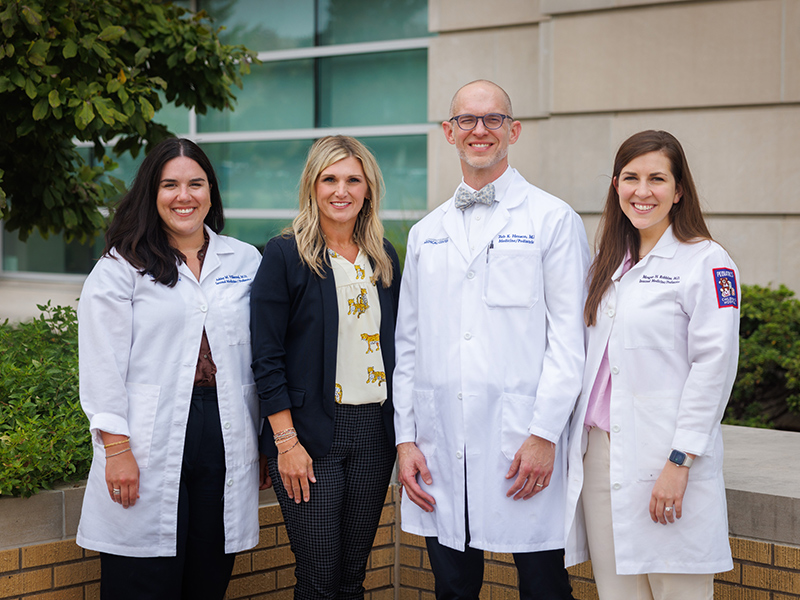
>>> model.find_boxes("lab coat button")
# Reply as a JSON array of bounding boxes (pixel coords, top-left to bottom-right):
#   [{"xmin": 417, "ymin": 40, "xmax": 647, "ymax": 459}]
[
  {"xmin": 464, "ymin": 332, "xmax": 472, "ymax": 340},
  {"xmin": 456, "ymin": 451, "xmax": 463, "ymax": 459},
  {"xmin": 607, "ymin": 308, "xmax": 615, "ymax": 317},
  {"xmin": 612, "ymin": 483, "xmax": 621, "ymax": 490},
  {"xmin": 612, "ymin": 425, "xmax": 620, "ymax": 433},
  {"xmin": 611, "ymin": 366, "xmax": 619, "ymax": 375},
  {"xmin": 457, "ymin": 392, "xmax": 463, "ymax": 400},
  {"xmin": 467, "ymin": 271, "xmax": 475, "ymax": 279},
  {"xmin": 224, "ymin": 422, "xmax": 231, "ymax": 430},
  {"xmin": 227, "ymin": 479, "xmax": 234, "ymax": 487},
  {"xmin": 200, "ymin": 304, "xmax": 208, "ymax": 312}
]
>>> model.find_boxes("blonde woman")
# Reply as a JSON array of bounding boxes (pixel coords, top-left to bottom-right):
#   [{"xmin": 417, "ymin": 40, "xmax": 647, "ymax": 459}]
[{"xmin": 250, "ymin": 136, "xmax": 400, "ymax": 599}]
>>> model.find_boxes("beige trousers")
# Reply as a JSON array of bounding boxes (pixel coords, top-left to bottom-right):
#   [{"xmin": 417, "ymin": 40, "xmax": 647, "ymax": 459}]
[{"xmin": 582, "ymin": 427, "xmax": 714, "ymax": 600}]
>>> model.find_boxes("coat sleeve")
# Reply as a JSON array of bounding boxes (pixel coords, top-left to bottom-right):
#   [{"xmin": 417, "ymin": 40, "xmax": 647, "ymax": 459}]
[
  {"xmin": 528, "ymin": 208, "xmax": 591, "ymax": 443},
  {"xmin": 250, "ymin": 237, "xmax": 295, "ymax": 417},
  {"xmin": 392, "ymin": 226, "xmax": 421, "ymax": 445},
  {"xmin": 672, "ymin": 244, "xmax": 740, "ymax": 455},
  {"xmin": 77, "ymin": 255, "xmax": 136, "ymax": 444}
]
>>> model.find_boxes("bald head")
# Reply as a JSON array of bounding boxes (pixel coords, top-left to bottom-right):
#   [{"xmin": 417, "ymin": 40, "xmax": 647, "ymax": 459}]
[{"xmin": 449, "ymin": 80, "xmax": 513, "ymax": 119}]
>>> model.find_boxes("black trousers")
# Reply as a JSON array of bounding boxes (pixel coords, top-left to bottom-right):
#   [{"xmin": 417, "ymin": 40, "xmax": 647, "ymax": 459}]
[
  {"xmin": 269, "ymin": 402, "xmax": 396, "ymax": 600},
  {"xmin": 100, "ymin": 387, "xmax": 235, "ymax": 600},
  {"xmin": 425, "ymin": 476, "xmax": 574, "ymax": 600}
]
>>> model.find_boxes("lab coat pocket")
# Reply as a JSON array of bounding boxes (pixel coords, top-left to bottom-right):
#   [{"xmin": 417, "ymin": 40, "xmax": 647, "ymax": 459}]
[
  {"xmin": 243, "ymin": 383, "xmax": 261, "ymax": 458},
  {"xmin": 632, "ymin": 393, "xmax": 679, "ymax": 480},
  {"xmin": 624, "ymin": 288, "xmax": 676, "ymax": 349},
  {"xmin": 219, "ymin": 283, "xmax": 251, "ymax": 345},
  {"xmin": 412, "ymin": 389, "xmax": 438, "ymax": 457},
  {"xmin": 500, "ymin": 393, "xmax": 535, "ymax": 461},
  {"xmin": 126, "ymin": 382, "xmax": 161, "ymax": 469},
  {"xmin": 483, "ymin": 248, "xmax": 541, "ymax": 309}
]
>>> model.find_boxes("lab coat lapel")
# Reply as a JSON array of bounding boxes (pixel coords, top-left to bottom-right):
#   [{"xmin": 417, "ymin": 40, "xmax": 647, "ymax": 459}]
[
  {"xmin": 441, "ymin": 201, "xmax": 471, "ymax": 263},
  {"xmin": 472, "ymin": 171, "xmax": 526, "ymax": 261}
]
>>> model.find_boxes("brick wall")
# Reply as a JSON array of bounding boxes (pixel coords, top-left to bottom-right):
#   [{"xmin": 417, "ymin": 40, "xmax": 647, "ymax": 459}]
[{"xmin": 2, "ymin": 484, "xmax": 798, "ymax": 599}]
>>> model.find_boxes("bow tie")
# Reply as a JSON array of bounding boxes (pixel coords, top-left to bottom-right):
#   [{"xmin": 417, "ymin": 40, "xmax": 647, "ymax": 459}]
[{"xmin": 455, "ymin": 183, "xmax": 495, "ymax": 210}]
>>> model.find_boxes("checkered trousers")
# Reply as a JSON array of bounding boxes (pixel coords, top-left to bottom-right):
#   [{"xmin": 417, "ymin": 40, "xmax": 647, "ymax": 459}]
[{"xmin": 268, "ymin": 402, "xmax": 396, "ymax": 600}]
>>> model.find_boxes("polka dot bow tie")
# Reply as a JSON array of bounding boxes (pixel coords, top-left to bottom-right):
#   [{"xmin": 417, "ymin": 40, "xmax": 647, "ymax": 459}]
[{"xmin": 455, "ymin": 183, "xmax": 495, "ymax": 210}]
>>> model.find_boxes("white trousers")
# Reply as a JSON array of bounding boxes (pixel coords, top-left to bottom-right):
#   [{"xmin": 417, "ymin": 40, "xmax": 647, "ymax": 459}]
[{"xmin": 582, "ymin": 427, "xmax": 714, "ymax": 600}]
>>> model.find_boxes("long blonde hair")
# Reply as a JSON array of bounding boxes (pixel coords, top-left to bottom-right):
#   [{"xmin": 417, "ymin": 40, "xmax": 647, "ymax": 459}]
[{"xmin": 288, "ymin": 135, "xmax": 394, "ymax": 287}]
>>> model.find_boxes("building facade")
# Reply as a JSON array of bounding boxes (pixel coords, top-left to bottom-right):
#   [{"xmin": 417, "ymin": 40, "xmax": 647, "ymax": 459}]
[{"xmin": 2, "ymin": 0, "xmax": 799, "ymax": 303}]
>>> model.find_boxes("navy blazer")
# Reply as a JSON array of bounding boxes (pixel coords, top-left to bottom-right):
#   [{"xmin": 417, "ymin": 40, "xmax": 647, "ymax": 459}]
[{"xmin": 251, "ymin": 234, "xmax": 401, "ymax": 458}]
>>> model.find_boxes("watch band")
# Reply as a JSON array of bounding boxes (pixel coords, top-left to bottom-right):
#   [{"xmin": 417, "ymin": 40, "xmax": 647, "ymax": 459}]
[{"xmin": 669, "ymin": 449, "xmax": 694, "ymax": 468}]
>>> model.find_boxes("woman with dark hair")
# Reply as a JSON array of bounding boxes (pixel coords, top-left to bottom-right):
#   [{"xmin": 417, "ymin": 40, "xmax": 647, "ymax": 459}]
[
  {"xmin": 76, "ymin": 137, "xmax": 268, "ymax": 599},
  {"xmin": 250, "ymin": 135, "xmax": 400, "ymax": 599},
  {"xmin": 564, "ymin": 131, "xmax": 739, "ymax": 599}
]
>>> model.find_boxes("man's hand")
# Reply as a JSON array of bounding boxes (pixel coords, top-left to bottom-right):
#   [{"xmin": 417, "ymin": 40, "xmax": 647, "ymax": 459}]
[
  {"xmin": 397, "ymin": 442, "xmax": 436, "ymax": 512},
  {"xmin": 505, "ymin": 435, "xmax": 554, "ymax": 500}
]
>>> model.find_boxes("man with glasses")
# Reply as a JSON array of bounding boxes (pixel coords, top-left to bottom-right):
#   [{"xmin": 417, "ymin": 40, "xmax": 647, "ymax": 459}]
[{"xmin": 393, "ymin": 80, "xmax": 589, "ymax": 599}]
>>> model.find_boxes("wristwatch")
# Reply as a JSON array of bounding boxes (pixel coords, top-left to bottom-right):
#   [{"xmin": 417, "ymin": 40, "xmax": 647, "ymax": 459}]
[{"xmin": 669, "ymin": 449, "xmax": 694, "ymax": 468}]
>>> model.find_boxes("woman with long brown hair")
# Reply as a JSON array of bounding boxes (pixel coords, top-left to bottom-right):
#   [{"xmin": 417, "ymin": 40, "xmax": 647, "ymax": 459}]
[{"xmin": 565, "ymin": 130, "xmax": 739, "ymax": 599}]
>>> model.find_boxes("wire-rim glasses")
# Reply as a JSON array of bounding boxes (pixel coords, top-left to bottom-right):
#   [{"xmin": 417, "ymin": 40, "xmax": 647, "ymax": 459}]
[{"xmin": 449, "ymin": 113, "xmax": 513, "ymax": 131}]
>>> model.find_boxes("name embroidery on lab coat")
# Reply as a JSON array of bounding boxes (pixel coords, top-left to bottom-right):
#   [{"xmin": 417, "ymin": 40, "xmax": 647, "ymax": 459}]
[
  {"xmin": 423, "ymin": 237, "xmax": 449, "ymax": 245},
  {"xmin": 497, "ymin": 233, "xmax": 535, "ymax": 245},
  {"xmin": 638, "ymin": 274, "xmax": 680, "ymax": 284},
  {"xmin": 713, "ymin": 268, "xmax": 738, "ymax": 308},
  {"xmin": 214, "ymin": 274, "xmax": 252, "ymax": 285}
]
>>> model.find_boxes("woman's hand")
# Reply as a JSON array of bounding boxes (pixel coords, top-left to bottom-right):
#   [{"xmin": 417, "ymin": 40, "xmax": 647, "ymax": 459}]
[
  {"xmin": 277, "ymin": 441, "xmax": 315, "ymax": 503},
  {"xmin": 649, "ymin": 460, "xmax": 690, "ymax": 525},
  {"xmin": 259, "ymin": 453, "xmax": 273, "ymax": 490},
  {"xmin": 105, "ymin": 446, "xmax": 140, "ymax": 509}
]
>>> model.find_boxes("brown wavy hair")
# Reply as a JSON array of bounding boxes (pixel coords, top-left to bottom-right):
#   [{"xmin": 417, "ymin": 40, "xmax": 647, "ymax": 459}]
[{"xmin": 584, "ymin": 130, "xmax": 712, "ymax": 326}]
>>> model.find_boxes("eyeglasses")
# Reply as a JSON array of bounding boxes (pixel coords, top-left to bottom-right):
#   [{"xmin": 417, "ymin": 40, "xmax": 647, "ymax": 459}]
[{"xmin": 449, "ymin": 113, "xmax": 513, "ymax": 131}]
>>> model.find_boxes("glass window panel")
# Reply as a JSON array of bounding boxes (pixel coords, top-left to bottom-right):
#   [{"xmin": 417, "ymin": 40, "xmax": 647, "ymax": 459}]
[
  {"xmin": 364, "ymin": 136, "xmax": 426, "ymax": 212},
  {"xmin": 2, "ymin": 231, "xmax": 102, "ymax": 275},
  {"xmin": 197, "ymin": 60, "xmax": 314, "ymax": 133},
  {"xmin": 155, "ymin": 90, "xmax": 191, "ymax": 135},
  {"xmin": 317, "ymin": 0, "xmax": 428, "ymax": 45},
  {"xmin": 200, "ymin": 140, "xmax": 313, "ymax": 210},
  {"xmin": 318, "ymin": 50, "xmax": 427, "ymax": 128},
  {"xmin": 200, "ymin": 0, "xmax": 314, "ymax": 51},
  {"xmin": 222, "ymin": 218, "xmax": 293, "ymax": 252}
]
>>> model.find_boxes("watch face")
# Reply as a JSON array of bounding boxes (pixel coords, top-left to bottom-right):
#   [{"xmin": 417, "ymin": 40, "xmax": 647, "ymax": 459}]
[{"xmin": 669, "ymin": 449, "xmax": 686, "ymax": 465}]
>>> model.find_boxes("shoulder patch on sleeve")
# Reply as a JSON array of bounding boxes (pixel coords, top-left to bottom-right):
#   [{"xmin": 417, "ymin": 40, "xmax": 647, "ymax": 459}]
[{"xmin": 713, "ymin": 268, "xmax": 738, "ymax": 308}]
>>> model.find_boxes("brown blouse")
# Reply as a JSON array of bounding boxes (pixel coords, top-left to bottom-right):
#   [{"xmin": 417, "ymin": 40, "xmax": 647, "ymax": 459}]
[{"xmin": 193, "ymin": 232, "xmax": 217, "ymax": 387}]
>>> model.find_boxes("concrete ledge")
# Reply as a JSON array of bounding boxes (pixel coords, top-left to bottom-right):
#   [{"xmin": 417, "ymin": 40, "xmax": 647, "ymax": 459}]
[{"xmin": 722, "ymin": 424, "xmax": 800, "ymax": 545}]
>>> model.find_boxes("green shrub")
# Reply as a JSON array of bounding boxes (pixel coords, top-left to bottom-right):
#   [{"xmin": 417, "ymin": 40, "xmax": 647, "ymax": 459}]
[
  {"xmin": 725, "ymin": 284, "xmax": 800, "ymax": 430},
  {"xmin": 0, "ymin": 302, "xmax": 91, "ymax": 498}
]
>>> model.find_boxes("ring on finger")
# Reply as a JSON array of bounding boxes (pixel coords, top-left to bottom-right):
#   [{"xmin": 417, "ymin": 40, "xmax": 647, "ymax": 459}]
[
  {"xmin": 112, "ymin": 488, "xmax": 121, "ymax": 495},
  {"xmin": 535, "ymin": 483, "xmax": 544, "ymax": 488},
  {"xmin": 665, "ymin": 506, "xmax": 673, "ymax": 512}
]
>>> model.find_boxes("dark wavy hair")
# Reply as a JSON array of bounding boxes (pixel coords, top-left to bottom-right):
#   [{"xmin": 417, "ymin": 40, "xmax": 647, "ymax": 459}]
[
  {"xmin": 103, "ymin": 138, "xmax": 224, "ymax": 287},
  {"xmin": 584, "ymin": 130, "xmax": 712, "ymax": 326}
]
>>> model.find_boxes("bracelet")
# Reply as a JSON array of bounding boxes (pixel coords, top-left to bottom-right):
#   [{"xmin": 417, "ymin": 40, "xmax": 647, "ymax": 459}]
[
  {"xmin": 106, "ymin": 447, "xmax": 132, "ymax": 458},
  {"xmin": 104, "ymin": 437, "xmax": 130, "ymax": 449},
  {"xmin": 275, "ymin": 434, "xmax": 298, "ymax": 445},
  {"xmin": 273, "ymin": 427, "xmax": 297, "ymax": 444},
  {"xmin": 278, "ymin": 440, "xmax": 299, "ymax": 455}
]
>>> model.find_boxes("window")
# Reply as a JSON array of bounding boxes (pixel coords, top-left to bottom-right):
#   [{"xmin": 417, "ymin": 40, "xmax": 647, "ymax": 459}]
[{"xmin": 0, "ymin": 0, "xmax": 430, "ymax": 276}]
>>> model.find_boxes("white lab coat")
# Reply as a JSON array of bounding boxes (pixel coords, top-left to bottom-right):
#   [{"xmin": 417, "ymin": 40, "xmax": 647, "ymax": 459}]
[
  {"xmin": 565, "ymin": 226, "xmax": 738, "ymax": 574},
  {"xmin": 394, "ymin": 168, "xmax": 590, "ymax": 552},
  {"xmin": 76, "ymin": 228, "xmax": 262, "ymax": 557}
]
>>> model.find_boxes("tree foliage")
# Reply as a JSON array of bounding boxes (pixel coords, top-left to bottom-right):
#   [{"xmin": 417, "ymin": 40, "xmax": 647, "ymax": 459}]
[
  {"xmin": 725, "ymin": 284, "xmax": 800, "ymax": 430},
  {"xmin": 0, "ymin": 0, "xmax": 257, "ymax": 242}
]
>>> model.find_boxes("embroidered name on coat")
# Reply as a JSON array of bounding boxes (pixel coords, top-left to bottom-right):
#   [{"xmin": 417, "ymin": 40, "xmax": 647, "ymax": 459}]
[
  {"xmin": 497, "ymin": 233, "xmax": 535, "ymax": 245},
  {"xmin": 713, "ymin": 268, "xmax": 738, "ymax": 308}
]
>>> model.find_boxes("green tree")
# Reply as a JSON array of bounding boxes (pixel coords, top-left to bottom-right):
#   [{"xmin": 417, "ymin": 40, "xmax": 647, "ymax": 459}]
[{"xmin": 0, "ymin": 0, "xmax": 256, "ymax": 242}]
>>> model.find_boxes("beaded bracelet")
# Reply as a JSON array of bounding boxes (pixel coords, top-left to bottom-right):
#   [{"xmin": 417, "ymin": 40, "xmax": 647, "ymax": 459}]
[
  {"xmin": 104, "ymin": 437, "xmax": 130, "ymax": 449},
  {"xmin": 278, "ymin": 440, "xmax": 299, "ymax": 455},
  {"xmin": 273, "ymin": 427, "xmax": 297, "ymax": 444},
  {"xmin": 106, "ymin": 447, "xmax": 132, "ymax": 458}
]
